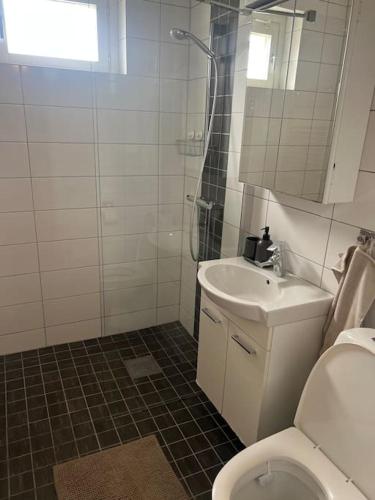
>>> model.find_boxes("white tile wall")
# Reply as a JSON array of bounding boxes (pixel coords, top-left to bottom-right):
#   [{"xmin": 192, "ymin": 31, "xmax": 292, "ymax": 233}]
[
  {"xmin": 97, "ymin": 109, "xmax": 158, "ymax": 144},
  {"xmin": 100, "ymin": 176, "xmax": 158, "ymax": 207},
  {"xmin": 160, "ymin": 44, "xmax": 189, "ymax": 79},
  {"xmin": 29, "ymin": 143, "xmax": 96, "ymax": 177},
  {"xmin": 157, "ymin": 231, "xmax": 182, "ymax": 258},
  {"xmin": 159, "ymin": 145, "xmax": 185, "ymax": 175},
  {"xmin": 104, "ymin": 285, "xmax": 157, "ymax": 316},
  {"xmin": 25, "ymin": 106, "xmax": 94, "ymax": 143},
  {"xmin": 104, "ymin": 309, "xmax": 157, "ymax": 336},
  {"xmin": 126, "ymin": 0, "xmax": 161, "ymax": 41},
  {"xmin": 0, "ymin": 330, "xmax": 45, "ymax": 356},
  {"xmin": 0, "ymin": 64, "xmax": 22, "ymax": 104},
  {"xmin": 0, "ymin": 179, "xmax": 33, "ymax": 212},
  {"xmin": 38, "ymin": 238, "xmax": 99, "ymax": 272},
  {"xmin": 0, "ymin": 274, "xmax": 41, "ymax": 307},
  {"xmin": 102, "ymin": 234, "xmax": 158, "ymax": 264},
  {"xmin": 0, "ymin": 105, "xmax": 26, "ymax": 141},
  {"xmin": 95, "ymin": 74, "xmax": 159, "ymax": 111},
  {"xmin": 0, "ymin": 244, "xmax": 39, "ymax": 276},
  {"xmin": 101, "ymin": 206, "xmax": 158, "ymax": 236},
  {"xmin": 46, "ymin": 319, "xmax": 101, "ymax": 346},
  {"xmin": 32, "ymin": 178, "xmax": 97, "ymax": 210},
  {"xmin": 159, "ymin": 176, "xmax": 184, "ymax": 204},
  {"xmin": 0, "ymin": 142, "xmax": 29, "ymax": 177},
  {"xmin": 99, "ymin": 144, "xmax": 159, "ymax": 176},
  {"xmin": 44, "ymin": 293, "xmax": 101, "ymax": 327},
  {"xmin": 0, "ymin": 0, "xmax": 190, "ymax": 353},
  {"xmin": 0, "ymin": 212, "xmax": 36, "ymax": 245},
  {"xmin": 103, "ymin": 261, "xmax": 157, "ymax": 290},
  {"xmin": 0, "ymin": 302, "xmax": 44, "ymax": 337},
  {"xmin": 160, "ymin": 79, "xmax": 188, "ymax": 113},
  {"xmin": 35, "ymin": 209, "xmax": 98, "ymax": 241},
  {"xmin": 22, "ymin": 66, "xmax": 93, "ymax": 107},
  {"xmin": 126, "ymin": 38, "xmax": 160, "ymax": 77},
  {"xmin": 41, "ymin": 267, "xmax": 100, "ymax": 300}
]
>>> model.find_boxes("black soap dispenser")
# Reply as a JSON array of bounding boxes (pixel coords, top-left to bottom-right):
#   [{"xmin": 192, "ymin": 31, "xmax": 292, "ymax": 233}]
[{"xmin": 255, "ymin": 226, "xmax": 273, "ymax": 263}]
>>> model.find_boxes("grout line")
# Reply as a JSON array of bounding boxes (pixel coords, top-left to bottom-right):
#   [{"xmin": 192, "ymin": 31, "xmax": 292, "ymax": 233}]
[
  {"xmin": 19, "ymin": 63, "xmax": 49, "ymax": 352},
  {"xmin": 155, "ymin": 1, "xmax": 163, "ymax": 329},
  {"xmin": 66, "ymin": 342, "xmax": 101, "ymax": 457},
  {"xmin": 4, "ymin": 363, "xmax": 10, "ymax": 499},
  {"xmin": 4, "ymin": 102, "xmax": 193, "ymax": 113},
  {"xmin": 91, "ymin": 70, "xmax": 106, "ymax": 340},
  {"xmin": 82, "ymin": 343, "xmax": 122, "ymax": 452},
  {"xmin": 35, "ymin": 348, "xmax": 58, "ymax": 491},
  {"xmin": 0, "ymin": 317, "xmax": 101, "ymax": 340},
  {"xmin": 320, "ymin": 218, "xmax": 334, "ymax": 288}
]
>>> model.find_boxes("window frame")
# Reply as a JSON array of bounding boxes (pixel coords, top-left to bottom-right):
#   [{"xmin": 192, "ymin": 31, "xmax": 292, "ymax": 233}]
[{"xmin": 0, "ymin": 0, "xmax": 121, "ymax": 73}]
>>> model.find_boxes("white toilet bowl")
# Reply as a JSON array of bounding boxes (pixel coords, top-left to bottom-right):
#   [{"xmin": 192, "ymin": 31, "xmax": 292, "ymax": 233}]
[{"xmin": 213, "ymin": 328, "xmax": 375, "ymax": 500}]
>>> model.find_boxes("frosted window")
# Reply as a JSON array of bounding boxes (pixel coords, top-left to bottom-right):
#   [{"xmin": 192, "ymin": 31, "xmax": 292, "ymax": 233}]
[
  {"xmin": 3, "ymin": 0, "xmax": 99, "ymax": 62},
  {"xmin": 247, "ymin": 32, "xmax": 272, "ymax": 81}
]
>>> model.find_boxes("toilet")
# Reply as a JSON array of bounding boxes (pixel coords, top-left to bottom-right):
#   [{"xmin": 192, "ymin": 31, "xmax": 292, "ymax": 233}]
[{"xmin": 213, "ymin": 328, "xmax": 375, "ymax": 500}]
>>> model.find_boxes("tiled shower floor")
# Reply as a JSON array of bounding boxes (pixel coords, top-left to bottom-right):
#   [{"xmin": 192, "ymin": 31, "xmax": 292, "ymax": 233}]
[{"xmin": 0, "ymin": 322, "xmax": 244, "ymax": 499}]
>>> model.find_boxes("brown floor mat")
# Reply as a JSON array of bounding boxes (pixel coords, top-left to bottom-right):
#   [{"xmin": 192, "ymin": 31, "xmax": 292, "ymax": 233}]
[{"xmin": 54, "ymin": 435, "xmax": 188, "ymax": 500}]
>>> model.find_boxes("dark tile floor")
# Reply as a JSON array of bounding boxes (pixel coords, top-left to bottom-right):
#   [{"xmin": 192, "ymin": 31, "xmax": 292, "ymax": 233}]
[{"xmin": 0, "ymin": 321, "xmax": 244, "ymax": 500}]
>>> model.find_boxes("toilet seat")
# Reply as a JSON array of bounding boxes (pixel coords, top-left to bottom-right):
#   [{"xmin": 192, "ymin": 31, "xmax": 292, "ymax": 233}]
[{"xmin": 212, "ymin": 427, "xmax": 367, "ymax": 500}]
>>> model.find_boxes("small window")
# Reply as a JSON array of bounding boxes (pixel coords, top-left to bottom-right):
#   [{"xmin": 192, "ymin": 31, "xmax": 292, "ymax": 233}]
[
  {"xmin": 2, "ymin": 0, "xmax": 99, "ymax": 62},
  {"xmin": 247, "ymin": 32, "xmax": 272, "ymax": 81}
]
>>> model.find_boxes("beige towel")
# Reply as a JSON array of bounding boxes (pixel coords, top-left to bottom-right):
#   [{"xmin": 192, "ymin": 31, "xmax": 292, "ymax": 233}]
[{"xmin": 321, "ymin": 243, "xmax": 375, "ymax": 353}]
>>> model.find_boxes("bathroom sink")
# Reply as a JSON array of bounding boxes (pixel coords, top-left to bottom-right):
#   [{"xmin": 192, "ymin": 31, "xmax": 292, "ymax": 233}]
[{"xmin": 197, "ymin": 257, "xmax": 333, "ymax": 326}]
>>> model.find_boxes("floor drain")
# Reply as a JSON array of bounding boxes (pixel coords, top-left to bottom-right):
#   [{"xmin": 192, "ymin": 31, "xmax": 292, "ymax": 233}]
[{"xmin": 124, "ymin": 355, "xmax": 162, "ymax": 379}]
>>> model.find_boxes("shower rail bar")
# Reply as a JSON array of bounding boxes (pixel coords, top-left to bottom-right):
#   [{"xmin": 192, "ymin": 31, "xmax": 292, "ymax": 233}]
[
  {"xmin": 186, "ymin": 194, "xmax": 214, "ymax": 211},
  {"xmin": 197, "ymin": 0, "xmax": 252, "ymax": 15},
  {"xmin": 197, "ymin": 0, "xmax": 316, "ymax": 21}
]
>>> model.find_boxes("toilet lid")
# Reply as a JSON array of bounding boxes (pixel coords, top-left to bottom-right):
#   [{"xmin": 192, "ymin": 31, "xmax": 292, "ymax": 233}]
[{"xmin": 295, "ymin": 337, "xmax": 375, "ymax": 499}]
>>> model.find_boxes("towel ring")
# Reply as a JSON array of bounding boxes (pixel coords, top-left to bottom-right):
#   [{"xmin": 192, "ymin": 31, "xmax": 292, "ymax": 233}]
[{"xmin": 357, "ymin": 229, "xmax": 375, "ymax": 245}]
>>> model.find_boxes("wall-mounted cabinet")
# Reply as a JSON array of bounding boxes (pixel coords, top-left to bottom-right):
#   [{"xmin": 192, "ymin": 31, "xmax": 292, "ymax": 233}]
[
  {"xmin": 197, "ymin": 292, "xmax": 326, "ymax": 446},
  {"xmin": 238, "ymin": 0, "xmax": 375, "ymax": 204}
]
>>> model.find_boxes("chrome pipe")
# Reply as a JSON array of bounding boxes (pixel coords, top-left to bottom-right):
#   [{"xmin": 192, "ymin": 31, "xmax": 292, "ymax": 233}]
[
  {"xmin": 197, "ymin": 0, "xmax": 316, "ymax": 22},
  {"xmin": 197, "ymin": 0, "xmax": 252, "ymax": 16},
  {"xmin": 246, "ymin": 0, "xmax": 288, "ymax": 10}
]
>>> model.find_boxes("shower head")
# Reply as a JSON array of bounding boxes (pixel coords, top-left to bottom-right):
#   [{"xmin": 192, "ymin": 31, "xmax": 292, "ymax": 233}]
[
  {"xmin": 170, "ymin": 28, "xmax": 215, "ymax": 59},
  {"xmin": 170, "ymin": 28, "xmax": 187, "ymax": 41},
  {"xmin": 246, "ymin": 0, "xmax": 289, "ymax": 11}
]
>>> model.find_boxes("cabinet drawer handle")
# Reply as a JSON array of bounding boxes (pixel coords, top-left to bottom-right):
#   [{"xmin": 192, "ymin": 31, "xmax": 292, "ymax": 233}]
[
  {"xmin": 231, "ymin": 334, "xmax": 256, "ymax": 356},
  {"xmin": 202, "ymin": 307, "xmax": 222, "ymax": 324}
]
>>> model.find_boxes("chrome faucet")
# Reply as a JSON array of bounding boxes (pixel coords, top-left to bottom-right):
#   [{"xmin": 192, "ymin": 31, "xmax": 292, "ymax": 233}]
[
  {"xmin": 267, "ymin": 241, "xmax": 285, "ymax": 277},
  {"xmin": 252, "ymin": 241, "xmax": 285, "ymax": 277}
]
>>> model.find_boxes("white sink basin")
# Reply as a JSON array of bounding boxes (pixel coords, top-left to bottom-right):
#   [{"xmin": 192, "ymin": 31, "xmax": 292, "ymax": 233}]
[{"xmin": 198, "ymin": 257, "xmax": 333, "ymax": 326}]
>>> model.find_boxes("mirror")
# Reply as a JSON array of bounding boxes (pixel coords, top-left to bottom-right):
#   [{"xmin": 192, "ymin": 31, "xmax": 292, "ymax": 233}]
[
  {"xmin": 238, "ymin": 0, "xmax": 350, "ymax": 202},
  {"xmin": 0, "ymin": 0, "xmax": 127, "ymax": 74}
]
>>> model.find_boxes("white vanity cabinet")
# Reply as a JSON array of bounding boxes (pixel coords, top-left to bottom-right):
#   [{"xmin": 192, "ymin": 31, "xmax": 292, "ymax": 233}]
[{"xmin": 197, "ymin": 291, "xmax": 326, "ymax": 446}]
